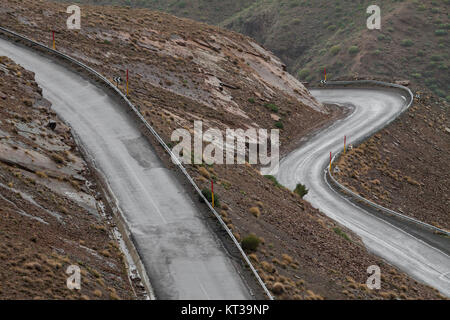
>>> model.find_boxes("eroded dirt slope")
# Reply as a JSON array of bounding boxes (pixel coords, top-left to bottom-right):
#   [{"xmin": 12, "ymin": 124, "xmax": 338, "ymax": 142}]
[{"xmin": 0, "ymin": 56, "xmax": 136, "ymax": 300}]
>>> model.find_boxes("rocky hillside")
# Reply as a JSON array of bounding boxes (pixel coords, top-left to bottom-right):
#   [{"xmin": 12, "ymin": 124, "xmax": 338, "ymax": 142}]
[
  {"xmin": 2, "ymin": 0, "xmax": 328, "ymax": 152},
  {"xmin": 66, "ymin": 0, "xmax": 258, "ymax": 25},
  {"xmin": 0, "ymin": 0, "xmax": 445, "ymax": 299},
  {"xmin": 0, "ymin": 56, "xmax": 137, "ymax": 299},
  {"xmin": 68, "ymin": 0, "xmax": 449, "ymax": 101}
]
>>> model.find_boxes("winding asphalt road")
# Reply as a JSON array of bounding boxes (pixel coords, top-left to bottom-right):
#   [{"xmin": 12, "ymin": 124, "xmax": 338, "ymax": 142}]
[
  {"xmin": 0, "ymin": 37, "xmax": 252, "ymax": 300},
  {"xmin": 1, "ymin": 34, "xmax": 449, "ymax": 298},
  {"xmin": 275, "ymin": 88, "xmax": 450, "ymax": 297}
]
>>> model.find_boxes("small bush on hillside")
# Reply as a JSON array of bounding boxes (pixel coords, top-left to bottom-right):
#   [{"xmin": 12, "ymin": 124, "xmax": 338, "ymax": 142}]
[
  {"xmin": 333, "ymin": 227, "xmax": 350, "ymax": 241},
  {"xmin": 400, "ymin": 39, "xmax": 414, "ymax": 47},
  {"xmin": 330, "ymin": 45, "xmax": 341, "ymax": 55},
  {"xmin": 241, "ymin": 234, "xmax": 260, "ymax": 251},
  {"xmin": 200, "ymin": 188, "xmax": 220, "ymax": 207},
  {"xmin": 431, "ymin": 7, "xmax": 440, "ymax": 14},
  {"xmin": 430, "ymin": 55, "xmax": 442, "ymax": 61},
  {"xmin": 248, "ymin": 97, "xmax": 255, "ymax": 103},
  {"xmin": 265, "ymin": 103, "xmax": 279, "ymax": 112},
  {"xmin": 294, "ymin": 183, "xmax": 309, "ymax": 198},
  {"xmin": 274, "ymin": 121, "xmax": 284, "ymax": 129},
  {"xmin": 264, "ymin": 175, "xmax": 282, "ymax": 187},
  {"xmin": 249, "ymin": 207, "xmax": 261, "ymax": 218},
  {"xmin": 435, "ymin": 29, "xmax": 448, "ymax": 36},
  {"xmin": 348, "ymin": 46, "xmax": 359, "ymax": 55}
]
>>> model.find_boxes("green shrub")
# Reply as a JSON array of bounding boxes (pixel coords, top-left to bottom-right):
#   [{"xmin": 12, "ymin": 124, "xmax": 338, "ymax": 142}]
[
  {"xmin": 274, "ymin": 121, "xmax": 284, "ymax": 129},
  {"xmin": 294, "ymin": 183, "xmax": 309, "ymax": 198},
  {"xmin": 434, "ymin": 88, "xmax": 446, "ymax": 97},
  {"xmin": 264, "ymin": 175, "xmax": 282, "ymax": 187},
  {"xmin": 348, "ymin": 46, "xmax": 359, "ymax": 55},
  {"xmin": 248, "ymin": 97, "xmax": 255, "ymax": 103},
  {"xmin": 241, "ymin": 234, "xmax": 260, "ymax": 251},
  {"xmin": 435, "ymin": 29, "xmax": 448, "ymax": 36},
  {"xmin": 265, "ymin": 103, "xmax": 279, "ymax": 112},
  {"xmin": 333, "ymin": 227, "xmax": 350, "ymax": 241},
  {"xmin": 329, "ymin": 45, "xmax": 341, "ymax": 55},
  {"xmin": 200, "ymin": 188, "xmax": 220, "ymax": 207},
  {"xmin": 400, "ymin": 39, "xmax": 414, "ymax": 47},
  {"xmin": 431, "ymin": 7, "xmax": 440, "ymax": 14},
  {"xmin": 430, "ymin": 55, "xmax": 442, "ymax": 61}
]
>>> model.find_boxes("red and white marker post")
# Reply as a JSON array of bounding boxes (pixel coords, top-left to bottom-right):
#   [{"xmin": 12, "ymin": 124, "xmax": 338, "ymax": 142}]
[
  {"xmin": 211, "ymin": 180, "xmax": 215, "ymax": 208},
  {"xmin": 329, "ymin": 152, "xmax": 332, "ymax": 171},
  {"xmin": 344, "ymin": 135, "xmax": 347, "ymax": 155}
]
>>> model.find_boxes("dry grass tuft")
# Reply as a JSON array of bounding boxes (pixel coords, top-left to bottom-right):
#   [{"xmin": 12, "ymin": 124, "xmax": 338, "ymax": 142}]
[
  {"xmin": 272, "ymin": 282, "xmax": 285, "ymax": 294},
  {"xmin": 198, "ymin": 167, "xmax": 210, "ymax": 179},
  {"xmin": 248, "ymin": 206, "xmax": 261, "ymax": 218}
]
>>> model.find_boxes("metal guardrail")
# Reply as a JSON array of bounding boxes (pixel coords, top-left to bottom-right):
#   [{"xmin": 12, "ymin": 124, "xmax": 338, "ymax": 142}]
[
  {"xmin": 0, "ymin": 26, "xmax": 274, "ymax": 299},
  {"xmin": 322, "ymin": 81, "xmax": 450, "ymax": 237}
]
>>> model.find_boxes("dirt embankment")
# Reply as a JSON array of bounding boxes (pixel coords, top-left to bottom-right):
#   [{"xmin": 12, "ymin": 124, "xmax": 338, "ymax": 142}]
[
  {"xmin": 0, "ymin": 56, "xmax": 137, "ymax": 299},
  {"xmin": 0, "ymin": 0, "xmax": 446, "ymax": 299},
  {"xmin": 334, "ymin": 90, "xmax": 450, "ymax": 231}
]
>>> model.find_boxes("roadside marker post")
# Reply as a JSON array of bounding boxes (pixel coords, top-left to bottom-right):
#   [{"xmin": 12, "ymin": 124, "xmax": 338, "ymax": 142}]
[
  {"xmin": 113, "ymin": 76, "xmax": 122, "ymax": 88},
  {"xmin": 211, "ymin": 180, "xmax": 215, "ymax": 208},
  {"xmin": 52, "ymin": 31, "xmax": 55, "ymax": 50},
  {"xmin": 344, "ymin": 136, "xmax": 347, "ymax": 155},
  {"xmin": 329, "ymin": 152, "xmax": 332, "ymax": 171},
  {"xmin": 324, "ymin": 68, "xmax": 327, "ymax": 82}
]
